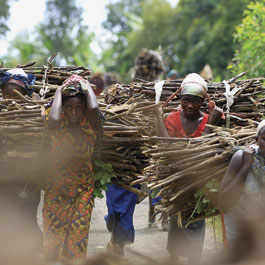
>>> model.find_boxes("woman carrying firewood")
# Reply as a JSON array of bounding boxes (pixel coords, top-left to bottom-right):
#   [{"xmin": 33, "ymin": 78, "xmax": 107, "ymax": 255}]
[
  {"xmin": 43, "ymin": 75, "xmax": 99, "ymax": 261},
  {"xmin": 155, "ymin": 73, "xmax": 223, "ymax": 264},
  {"xmin": 0, "ymin": 68, "xmax": 40, "ymax": 100},
  {"xmin": 0, "ymin": 68, "xmax": 43, "ymax": 254},
  {"xmin": 219, "ymin": 120, "xmax": 265, "ymax": 251}
]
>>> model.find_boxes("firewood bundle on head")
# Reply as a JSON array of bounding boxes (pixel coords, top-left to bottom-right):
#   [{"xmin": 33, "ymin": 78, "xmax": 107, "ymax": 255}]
[
  {"xmin": 0, "ymin": 61, "xmax": 92, "ymax": 99},
  {"xmin": 0, "ymin": 96, "xmax": 50, "ymax": 184},
  {"xmin": 0, "ymin": 60, "xmax": 92, "ymax": 184},
  {"xmin": 0, "ymin": 91, "xmax": 153, "ymax": 196},
  {"xmin": 130, "ymin": 72, "xmax": 265, "ymax": 127},
  {"xmin": 132, "ymin": 48, "xmax": 166, "ymax": 82},
  {"xmin": 144, "ymin": 125, "xmax": 257, "ymax": 223}
]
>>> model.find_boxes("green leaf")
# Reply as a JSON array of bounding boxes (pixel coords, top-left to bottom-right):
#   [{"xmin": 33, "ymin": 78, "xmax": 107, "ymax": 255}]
[
  {"xmin": 95, "ymin": 160, "xmax": 105, "ymax": 168},
  {"xmin": 94, "ymin": 171, "xmax": 103, "ymax": 181},
  {"xmin": 103, "ymin": 163, "xmax": 113, "ymax": 172},
  {"xmin": 202, "ymin": 197, "xmax": 210, "ymax": 203},
  {"xmin": 100, "ymin": 178, "xmax": 105, "ymax": 185}
]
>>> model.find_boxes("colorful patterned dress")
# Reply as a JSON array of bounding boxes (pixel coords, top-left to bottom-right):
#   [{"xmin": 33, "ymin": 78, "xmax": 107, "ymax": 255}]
[{"xmin": 43, "ymin": 109, "xmax": 96, "ymax": 261}]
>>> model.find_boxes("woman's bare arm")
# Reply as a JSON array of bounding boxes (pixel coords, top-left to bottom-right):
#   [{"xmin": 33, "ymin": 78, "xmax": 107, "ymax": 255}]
[
  {"xmin": 219, "ymin": 147, "xmax": 254, "ymax": 212},
  {"xmin": 81, "ymin": 81, "xmax": 99, "ymax": 129},
  {"xmin": 155, "ymin": 104, "xmax": 170, "ymax": 137},
  {"xmin": 48, "ymin": 86, "xmax": 63, "ymax": 129}
]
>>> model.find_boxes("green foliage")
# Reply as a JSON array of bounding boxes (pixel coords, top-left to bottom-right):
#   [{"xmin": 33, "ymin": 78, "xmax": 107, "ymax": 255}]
[
  {"xmin": 150, "ymin": 188, "xmax": 159, "ymax": 199},
  {"xmin": 0, "ymin": 0, "xmax": 11, "ymax": 37},
  {"xmin": 103, "ymin": 0, "xmax": 144, "ymax": 35},
  {"xmin": 2, "ymin": 0, "xmax": 97, "ymax": 68},
  {"xmin": 101, "ymin": 0, "xmax": 252, "ymax": 80},
  {"xmin": 37, "ymin": 0, "xmax": 95, "ymax": 66},
  {"xmin": 170, "ymin": 0, "xmax": 219, "ymax": 75},
  {"xmin": 228, "ymin": 1, "xmax": 265, "ymax": 78},
  {"xmin": 2, "ymin": 31, "xmax": 47, "ymax": 66},
  {"xmin": 93, "ymin": 160, "xmax": 115, "ymax": 199},
  {"xmin": 127, "ymin": 0, "xmax": 175, "ymax": 61},
  {"xmin": 101, "ymin": 0, "xmax": 145, "ymax": 80},
  {"xmin": 206, "ymin": 0, "xmax": 251, "ymax": 78},
  {"xmin": 170, "ymin": 0, "xmax": 251, "ymax": 78},
  {"xmin": 191, "ymin": 178, "xmax": 220, "ymax": 219}
]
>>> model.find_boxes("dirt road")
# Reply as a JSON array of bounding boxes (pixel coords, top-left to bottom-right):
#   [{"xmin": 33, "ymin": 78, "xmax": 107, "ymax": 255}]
[{"xmin": 86, "ymin": 197, "xmax": 223, "ymax": 263}]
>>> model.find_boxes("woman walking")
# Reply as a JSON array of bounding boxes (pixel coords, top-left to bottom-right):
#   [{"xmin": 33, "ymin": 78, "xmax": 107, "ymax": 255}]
[
  {"xmin": 155, "ymin": 73, "xmax": 222, "ymax": 264},
  {"xmin": 43, "ymin": 75, "xmax": 99, "ymax": 261}
]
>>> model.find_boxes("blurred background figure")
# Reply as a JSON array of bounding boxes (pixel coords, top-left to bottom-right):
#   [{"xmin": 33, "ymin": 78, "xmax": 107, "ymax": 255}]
[
  {"xmin": 0, "ymin": 68, "xmax": 43, "ymax": 261},
  {"xmin": 200, "ymin": 64, "xmax": 213, "ymax": 81},
  {"xmin": 104, "ymin": 73, "xmax": 120, "ymax": 88},
  {"xmin": 218, "ymin": 120, "xmax": 265, "ymax": 261},
  {"xmin": 90, "ymin": 72, "xmax": 106, "ymax": 96},
  {"xmin": 167, "ymin": 69, "xmax": 180, "ymax": 80},
  {"xmin": 132, "ymin": 48, "xmax": 166, "ymax": 81},
  {"xmin": 0, "ymin": 68, "xmax": 40, "ymax": 100}
]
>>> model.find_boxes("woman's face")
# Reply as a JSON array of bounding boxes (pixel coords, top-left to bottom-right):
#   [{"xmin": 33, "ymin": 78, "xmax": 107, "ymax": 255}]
[
  {"xmin": 63, "ymin": 96, "xmax": 86, "ymax": 124},
  {"xmin": 181, "ymin": 95, "xmax": 203, "ymax": 117},
  {"xmin": 2, "ymin": 83, "xmax": 26, "ymax": 99}
]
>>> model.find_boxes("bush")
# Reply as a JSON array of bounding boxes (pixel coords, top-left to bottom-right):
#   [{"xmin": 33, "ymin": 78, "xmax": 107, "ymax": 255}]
[{"xmin": 228, "ymin": 1, "xmax": 265, "ymax": 78}]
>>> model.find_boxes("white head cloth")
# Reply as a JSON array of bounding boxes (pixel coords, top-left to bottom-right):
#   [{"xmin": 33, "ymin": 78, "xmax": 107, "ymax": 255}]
[
  {"xmin": 7, "ymin": 68, "xmax": 27, "ymax": 78},
  {"xmin": 181, "ymin": 73, "xmax": 208, "ymax": 99}
]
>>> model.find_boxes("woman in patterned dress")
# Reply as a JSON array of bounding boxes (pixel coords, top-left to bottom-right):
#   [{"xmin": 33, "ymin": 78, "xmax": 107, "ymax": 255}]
[{"xmin": 43, "ymin": 75, "xmax": 99, "ymax": 261}]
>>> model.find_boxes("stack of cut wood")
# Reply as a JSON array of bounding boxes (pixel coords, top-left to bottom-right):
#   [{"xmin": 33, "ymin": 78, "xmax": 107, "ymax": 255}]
[
  {"xmin": 0, "ymin": 99, "xmax": 47, "ymax": 158},
  {"xmin": 0, "ymin": 96, "xmax": 152, "ymax": 196},
  {"xmin": 103, "ymin": 73, "xmax": 265, "ymax": 127},
  {"xmin": 94, "ymin": 101, "xmax": 156, "ymax": 195},
  {"xmin": 131, "ymin": 74, "xmax": 265, "ymax": 127},
  {"xmin": 0, "ymin": 64, "xmax": 92, "ymax": 98},
  {"xmin": 142, "ymin": 125, "xmax": 257, "ymax": 222},
  {"xmin": 133, "ymin": 48, "xmax": 166, "ymax": 82}
]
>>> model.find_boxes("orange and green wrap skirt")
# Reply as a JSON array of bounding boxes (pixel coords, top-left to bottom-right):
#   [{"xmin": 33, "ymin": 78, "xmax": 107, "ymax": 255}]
[{"xmin": 43, "ymin": 109, "xmax": 96, "ymax": 261}]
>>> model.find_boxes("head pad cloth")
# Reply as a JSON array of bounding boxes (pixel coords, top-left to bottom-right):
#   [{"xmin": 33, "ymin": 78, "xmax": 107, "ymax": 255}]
[
  {"xmin": 181, "ymin": 73, "xmax": 208, "ymax": 99},
  {"xmin": 61, "ymin": 74, "xmax": 87, "ymax": 97},
  {"xmin": 0, "ymin": 68, "xmax": 36, "ymax": 96},
  {"xmin": 257, "ymin": 120, "xmax": 265, "ymax": 135}
]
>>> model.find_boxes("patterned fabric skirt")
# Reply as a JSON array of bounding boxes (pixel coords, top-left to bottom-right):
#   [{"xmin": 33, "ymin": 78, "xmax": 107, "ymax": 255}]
[{"xmin": 43, "ymin": 184, "xmax": 94, "ymax": 261}]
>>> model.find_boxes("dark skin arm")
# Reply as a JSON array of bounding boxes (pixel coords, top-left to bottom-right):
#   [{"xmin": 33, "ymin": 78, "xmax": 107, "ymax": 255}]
[
  {"xmin": 155, "ymin": 104, "xmax": 170, "ymax": 137},
  {"xmin": 48, "ymin": 86, "xmax": 63, "ymax": 129},
  {"xmin": 203, "ymin": 106, "xmax": 223, "ymax": 134},
  {"xmin": 218, "ymin": 146, "xmax": 255, "ymax": 212},
  {"xmin": 80, "ymin": 81, "xmax": 99, "ymax": 129}
]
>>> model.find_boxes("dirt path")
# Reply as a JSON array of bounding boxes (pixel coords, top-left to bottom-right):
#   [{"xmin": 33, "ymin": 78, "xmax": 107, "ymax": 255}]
[{"xmin": 86, "ymin": 197, "xmax": 223, "ymax": 263}]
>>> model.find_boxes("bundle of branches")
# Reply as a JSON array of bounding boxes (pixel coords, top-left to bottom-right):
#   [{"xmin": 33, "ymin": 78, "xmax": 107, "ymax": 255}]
[
  {"xmin": 130, "ymin": 72, "xmax": 265, "ymax": 126},
  {"xmin": 132, "ymin": 48, "xmax": 166, "ymax": 82},
  {"xmin": 0, "ymin": 95, "xmax": 152, "ymax": 197},
  {"xmin": 0, "ymin": 94, "xmax": 50, "ymax": 184},
  {"xmin": 0, "ymin": 99, "xmax": 48, "ymax": 158},
  {"xmin": 104, "ymin": 83, "xmax": 133, "ymax": 105},
  {"xmin": 142, "ymin": 125, "xmax": 257, "ymax": 223},
  {"xmin": 94, "ymin": 101, "xmax": 157, "ymax": 197},
  {"xmin": 0, "ymin": 61, "xmax": 91, "ymax": 98}
]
